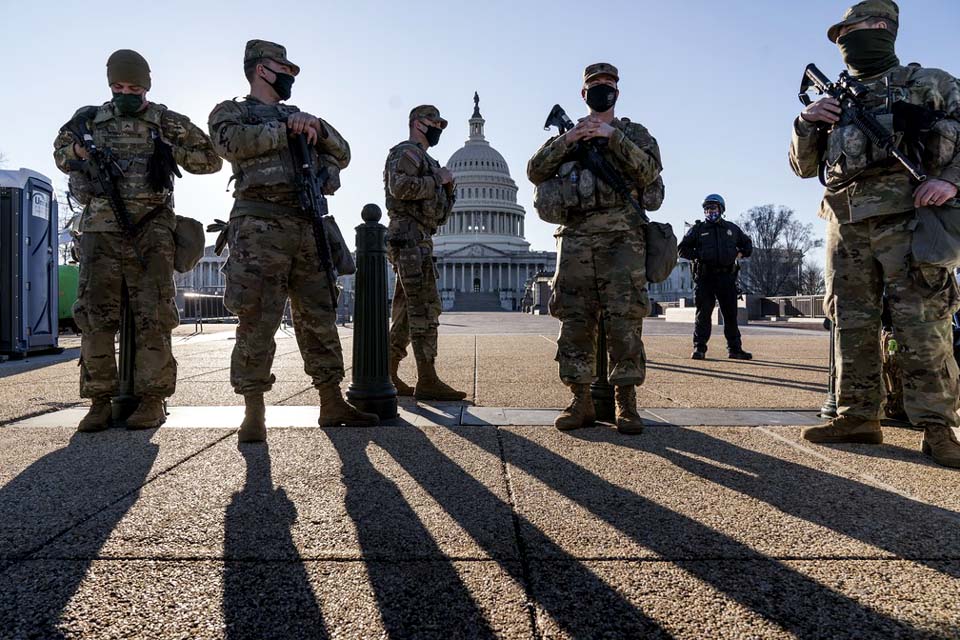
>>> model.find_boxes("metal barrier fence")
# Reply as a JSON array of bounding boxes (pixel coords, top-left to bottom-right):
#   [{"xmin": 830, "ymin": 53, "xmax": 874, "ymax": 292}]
[
  {"xmin": 181, "ymin": 292, "xmax": 236, "ymax": 323},
  {"xmin": 761, "ymin": 295, "xmax": 825, "ymax": 318}
]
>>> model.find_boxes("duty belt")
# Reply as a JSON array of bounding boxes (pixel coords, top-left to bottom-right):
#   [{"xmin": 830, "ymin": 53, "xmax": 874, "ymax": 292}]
[{"xmin": 700, "ymin": 264, "xmax": 738, "ymax": 274}]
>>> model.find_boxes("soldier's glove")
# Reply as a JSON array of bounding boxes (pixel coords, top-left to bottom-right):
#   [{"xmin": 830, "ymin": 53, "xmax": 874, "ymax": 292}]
[{"xmin": 207, "ymin": 219, "xmax": 229, "ymax": 256}]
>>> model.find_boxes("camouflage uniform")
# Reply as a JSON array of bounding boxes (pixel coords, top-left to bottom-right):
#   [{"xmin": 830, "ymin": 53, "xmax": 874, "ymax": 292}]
[
  {"xmin": 208, "ymin": 41, "xmax": 351, "ymax": 396},
  {"xmin": 790, "ymin": 1, "xmax": 960, "ymax": 461},
  {"xmin": 384, "ymin": 123, "xmax": 454, "ymax": 369},
  {"xmin": 527, "ymin": 94, "xmax": 662, "ymax": 388},
  {"xmin": 53, "ymin": 97, "xmax": 221, "ymax": 403}
]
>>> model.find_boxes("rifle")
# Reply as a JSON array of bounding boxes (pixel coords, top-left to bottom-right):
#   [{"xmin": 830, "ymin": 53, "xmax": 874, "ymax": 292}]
[
  {"xmin": 543, "ymin": 104, "xmax": 649, "ymax": 223},
  {"xmin": 63, "ymin": 115, "xmax": 147, "ymax": 269},
  {"xmin": 292, "ymin": 133, "xmax": 339, "ymax": 308},
  {"xmin": 798, "ymin": 63, "xmax": 927, "ymax": 185}
]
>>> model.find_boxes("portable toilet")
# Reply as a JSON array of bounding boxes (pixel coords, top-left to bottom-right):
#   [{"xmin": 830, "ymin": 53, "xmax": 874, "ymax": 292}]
[{"xmin": 0, "ymin": 168, "xmax": 60, "ymax": 357}]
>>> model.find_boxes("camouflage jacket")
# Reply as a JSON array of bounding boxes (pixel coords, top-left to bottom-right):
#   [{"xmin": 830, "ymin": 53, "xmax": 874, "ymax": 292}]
[
  {"xmin": 53, "ymin": 101, "xmax": 221, "ymax": 233},
  {"xmin": 789, "ymin": 64, "xmax": 960, "ymax": 224},
  {"xmin": 526, "ymin": 116, "xmax": 662, "ymax": 236},
  {"xmin": 208, "ymin": 96, "xmax": 350, "ymax": 219},
  {"xmin": 383, "ymin": 140, "xmax": 454, "ymax": 236}
]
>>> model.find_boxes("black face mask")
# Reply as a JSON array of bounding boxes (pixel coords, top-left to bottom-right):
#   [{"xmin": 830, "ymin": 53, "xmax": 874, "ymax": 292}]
[
  {"xmin": 424, "ymin": 125, "xmax": 443, "ymax": 147},
  {"xmin": 265, "ymin": 69, "xmax": 295, "ymax": 100},
  {"xmin": 837, "ymin": 28, "xmax": 899, "ymax": 78},
  {"xmin": 112, "ymin": 92, "xmax": 144, "ymax": 116},
  {"xmin": 585, "ymin": 84, "xmax": 617, "ymax": 112}
]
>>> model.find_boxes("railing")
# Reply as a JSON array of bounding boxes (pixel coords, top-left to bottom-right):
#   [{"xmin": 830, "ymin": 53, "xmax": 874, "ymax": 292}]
[
  {"xmin": 762, "ymin": 295, "xmax": 825, "ymax": 318},
  {"xmin": 181, "ymin": 292, "xmax": 236, "ymax": 323}
]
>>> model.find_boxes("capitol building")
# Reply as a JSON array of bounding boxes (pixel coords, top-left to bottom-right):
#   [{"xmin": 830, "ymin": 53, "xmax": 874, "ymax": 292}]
[{"xmin": 434, "ymin": 94, "xmax": 555, "ymax": 311}]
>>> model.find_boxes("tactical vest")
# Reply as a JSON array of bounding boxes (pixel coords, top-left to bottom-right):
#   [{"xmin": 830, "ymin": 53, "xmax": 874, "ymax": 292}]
[
  {"xmin": 383, "ymin": 141, "xmax": 452, "ymax": 231},
  {"xmin": 88, "ymin": 103, "xmax": 172, "ymax": 208},
  {"xmin": 229, "ymin": 99, "xmax": 301, "ymax": 196}
]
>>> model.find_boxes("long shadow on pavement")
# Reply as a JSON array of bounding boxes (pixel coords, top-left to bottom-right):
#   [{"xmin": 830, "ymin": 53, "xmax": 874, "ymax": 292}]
[
  {"xmin": 223, "ymin": 444, "xmax": 328, "ymax": 640},
  {"xmin": 0, "ymin": 430, "xmax": 159, "ymax": 637},
  {"xmin": 326, "ymin": 426, "xmax": 673, "ymax": 638},
  {"xmin": 450, "ymin": 427, "xmax": 927, "ymax": 638}
]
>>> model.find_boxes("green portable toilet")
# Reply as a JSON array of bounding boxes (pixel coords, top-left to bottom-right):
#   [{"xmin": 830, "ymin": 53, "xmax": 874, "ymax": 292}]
[{"xmin": 58, "ymin": 264, "xmax": 79, "ymax": 330}]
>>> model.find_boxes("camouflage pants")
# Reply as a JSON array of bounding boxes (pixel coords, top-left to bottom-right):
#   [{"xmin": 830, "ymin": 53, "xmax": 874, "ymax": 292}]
[
  {"xmin": 387, "ymin": 244, "xmax": 441, "ymax": 365},
  {"xmin": 74, "ymin": 226, "xmax": 179, "ymax": 399},
  {"xmin": 550, "ymin": 228, "xmax": 650, "ymax": 385},
  {"xmin": 224, "ymin": 215, "xmax": 344, "ymax": 395},
  {"xmin": 825, "ymin": 212, "xmax": 960, "ymax": 427}
]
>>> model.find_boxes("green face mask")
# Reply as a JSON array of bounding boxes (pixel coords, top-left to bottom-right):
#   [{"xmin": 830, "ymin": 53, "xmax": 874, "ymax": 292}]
[
  {"xmin": 112, "ymin": 92, "xmax": 144, "ymax": 116},
  {"xmin": 837, "ymin": 28, "xmax": 899, "ymax": 79}
]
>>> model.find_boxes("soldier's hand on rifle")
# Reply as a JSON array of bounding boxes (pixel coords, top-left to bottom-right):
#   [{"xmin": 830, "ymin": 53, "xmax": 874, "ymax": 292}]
[
  {"xmin": 583, "ymin": 118, "xmax": 616, "ymax": 139},
  {"xmin": 914, "ymin": 178, "xmax": 959, "ymax": 208},
  {"xmin": 800, "ymin": 97, "xmax": 841, "ymax": 124},
  {"xmin": 73, "ymin": 143, "xmax": 89, "ymax": 161},
  {"xmin": 287, "ymin": 112, "xmax": 321, "ymax": 145},
  {"xmin": 436, "ymin": 167, "xmax": 454, "ymax": 185}
]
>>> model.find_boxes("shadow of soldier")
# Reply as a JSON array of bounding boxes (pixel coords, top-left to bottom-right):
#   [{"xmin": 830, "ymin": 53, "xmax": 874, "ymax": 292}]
[
  {"xmin": 0, "ymin": 429, "xmax": 159, "ymax": 638},
  {"xmin": 326, "ymin": 426, "xmax": 670, "ymax": 638},
  {"xmin": 447, "ymin": 426, "xmax": 929, "ymax": 638},
  {"xmin": 222, "ymin": 444, "xmax": 328, "ymax": 640}
]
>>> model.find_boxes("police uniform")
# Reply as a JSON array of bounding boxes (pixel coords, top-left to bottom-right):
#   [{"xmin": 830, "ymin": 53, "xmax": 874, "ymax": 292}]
[
  {"xmin": 789, "ymin": 0, "xmax": 960, "ymax": 467},
  {"xmin": 53, "ymin": 49, "xmax": 222, "ymax": 431},
  {"xmin": 678, "ymin": 203, "xmax": 753, "ymax": 358}
]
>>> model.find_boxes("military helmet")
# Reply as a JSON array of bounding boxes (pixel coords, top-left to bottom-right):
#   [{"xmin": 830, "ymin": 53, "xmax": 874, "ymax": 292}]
[{"xmin": 702, "ymin": 194, "xmax": 726, "ymax": 213}]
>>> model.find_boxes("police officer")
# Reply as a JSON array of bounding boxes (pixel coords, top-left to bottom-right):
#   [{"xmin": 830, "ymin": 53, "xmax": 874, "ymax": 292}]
[
  {"xmin": 678, "ymin": 194, "xmax": 753, "ymax": 360},
  {"xmin": 790, "ymin": 0, "xmax": 960, "ymax": 467},
  {"xmin": 53, "ymin": 50, "xmax": 222, "ymax": 432}
]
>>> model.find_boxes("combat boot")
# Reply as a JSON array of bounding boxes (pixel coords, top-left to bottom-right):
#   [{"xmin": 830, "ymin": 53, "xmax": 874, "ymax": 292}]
[
  {"xmin": 318, "ymin": 383, "xmax": 378, "ymax": 427},
  {"xmin": 801, "ymin": 415, "xmax": 882, "ymax": 444},
  {"xmin": 238, "ymin": 393, "xmax": 267, "ymax": 443},
  {"xmin": 413, "ymin": 361, "xmax": 467, "ymax": 401},
  {"xmin": 390, "ymin": 357, "xmax": 414, "ymax": 397},
  {"xmin": 125, "ymin": 396, "xmax": 167, "ymax": 430},
  {"xmin": 691, "ymin": 348, "xmax": 706, "ymax": 360},
  {"xmin": 554, "ymin": 384, "xmax": 595, "ymax": 431},
  {"xmin": 728, "ymin": 349, "xmax": 753, "ymax": 360},
  {"xmin": 77, "ymin": 397, "xmax": 112, "ymax": 433},
  {"xmin": 921, "ymin": 425, "xmax": 960, "ymax": 469},
  {"xmin": 614, "ymin": 386, "xmax": 644, "ymax": 435}
]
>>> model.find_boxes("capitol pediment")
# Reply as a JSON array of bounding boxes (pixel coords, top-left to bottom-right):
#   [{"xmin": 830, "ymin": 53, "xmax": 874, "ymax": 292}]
[{"xmin": 441, "ymin": 243, "xmax": 511, "ymax": 258}]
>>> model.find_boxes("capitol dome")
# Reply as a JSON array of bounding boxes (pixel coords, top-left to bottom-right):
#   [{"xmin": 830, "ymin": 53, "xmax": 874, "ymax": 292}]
[{"xmin": 432, "ymin": 93, "xmax": 555, "ymax": 310}]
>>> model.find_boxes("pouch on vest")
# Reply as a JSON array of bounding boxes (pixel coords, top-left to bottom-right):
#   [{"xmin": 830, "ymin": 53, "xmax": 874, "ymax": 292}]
[
  {"xmin": 322, "ymin": 216, "xmax": 356, "ymax": 276},
  {"xmin": 910, "ymin": 202, "xmax": 960, "ymax": 269},
  {"xmin": 645, "ymin": 221, "xmax": 678, "ymax": 284},
  {"xmin": 642, "ymin": 175, "xmax": 665, "ymax": 212},
  {"xmin": 173, "ymin": 215, "xmax": 206, "ymax": 273}
]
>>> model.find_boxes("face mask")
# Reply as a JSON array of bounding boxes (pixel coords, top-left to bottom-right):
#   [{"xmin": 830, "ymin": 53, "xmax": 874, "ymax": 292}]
[
  {"xmin": 837, "ymin": 28, "xmax": 899, "ymax": 78},
  {"xmin": 424, "ymin": 124, "xmax": 443, "ymax": 147},
  {"xmin": 265, "ymin": 69, "xmax": 295, "ymax": 100},
  {"xmin": 585, "ymin": 84, "xmax": 617, "ymax": 112},
  {"xmin": 705, "ymin": 211, "xmax": 721, "ymax": 223},
  {"xmin": 112, "ymin": 92, "xmax": 144, "ymax": 116}
]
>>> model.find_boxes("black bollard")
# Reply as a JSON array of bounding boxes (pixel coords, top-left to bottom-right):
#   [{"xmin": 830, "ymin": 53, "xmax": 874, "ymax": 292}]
[
  {"xmin": 820, "ymin": 317, "xmax": 837, "ymax": 418},
  {"xmin": 111, "ymin": 279, "xmax": 140, "ymax": 424},
  {"xmin": 591, "ymin": 315, "xmax": 616, "ymax": 422},
  {"xmin": 346, "ymin": 204, "xmax": 398, "ymax": 419}
]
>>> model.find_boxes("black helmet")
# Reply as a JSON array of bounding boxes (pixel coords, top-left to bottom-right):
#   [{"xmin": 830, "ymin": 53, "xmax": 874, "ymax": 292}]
[{"xmin": 702, "ymin": 193, "xmax": 726, "ymax": 214}]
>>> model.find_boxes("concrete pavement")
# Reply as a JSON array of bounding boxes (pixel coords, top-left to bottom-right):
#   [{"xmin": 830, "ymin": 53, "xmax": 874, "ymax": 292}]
[{"xmin": 1, "ymin": 313, "xmax": 958, "ymax": 639}]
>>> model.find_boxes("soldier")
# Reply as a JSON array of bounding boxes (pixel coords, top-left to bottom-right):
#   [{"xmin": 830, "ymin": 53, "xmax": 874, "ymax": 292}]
[
  {"xmin": 528, "ymin": 63, "xmax": 663, "ymax": 434},
  {"xmin": 678, "ymin": 194, "xmax": 754, "ymax": 361},
  {"xmin": 53, "ymin": 50, "xmax": 222, "ymax": 432},
  {"xmin": 384, "ymin": 105, "xmax": 466, "ymax": 401},
  {"xmin": 790, "ymin": 0, "xmax": 960, "ymax": 468},
  {"xmin": 209, "ymin": 40, "xmax": 377, "ymax": 442}
]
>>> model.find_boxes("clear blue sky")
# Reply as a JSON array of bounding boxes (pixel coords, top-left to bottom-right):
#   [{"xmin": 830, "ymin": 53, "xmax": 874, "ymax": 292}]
[{"xmin": 2, "ymin": 0, "xmax": 958, "ymax": 262}]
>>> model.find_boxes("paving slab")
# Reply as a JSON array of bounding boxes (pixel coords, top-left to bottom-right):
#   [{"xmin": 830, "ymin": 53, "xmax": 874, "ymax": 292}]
[
  {"xmin": 0, "ymin": 559, "xmax": 532, "ymax": 640},
  {"xmin": 0, "ymin": 428, "xmax": 231, "ymax": 564},
  {"xmin": 528, "ymin": 559, "xmax": 960, "ymax": 639},
  {"xmin": 8, "ymin": 403, "xmax": 462, "ymax": 429},
  {"xmin": 484, "ymin": 425, "xmax": 960, "ymax": 562},
  {"xmin": 460, "ymin": 407, "xmax": 822, "ymax": 427},
  {"xmin": 37, "ymin": 427, "xmax": 516, "ymax": 562}
]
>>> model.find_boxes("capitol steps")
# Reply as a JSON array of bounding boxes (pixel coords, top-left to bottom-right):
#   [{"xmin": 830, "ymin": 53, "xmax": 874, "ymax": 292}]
[{"xmin": 452, "ymin": 292, "xmax": 503, "ymax": 312}]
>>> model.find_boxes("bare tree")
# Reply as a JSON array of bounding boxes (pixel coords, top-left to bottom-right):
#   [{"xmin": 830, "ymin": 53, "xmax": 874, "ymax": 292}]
[
  {"xmin": 737, "ymin": 204, "xmax": 823, "ymax": 296},
  {"xmin": 0, "ymin": 150, "xmax": 7, "ymax": 168},
  {"xmin": 799, "ymin": 260, "xmax": 826, "ymax": 295}
]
